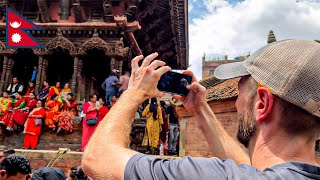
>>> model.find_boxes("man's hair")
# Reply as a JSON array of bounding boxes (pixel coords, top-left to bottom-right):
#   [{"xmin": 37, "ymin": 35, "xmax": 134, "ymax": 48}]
[
  {"xmin": 3, "ymin": 150, "xmax": 15, "ymax": 157},
  {"xmin": 247, "ymin": 77, "xmax": 320, "ymax": 138},
  {"xmin": 278, "ymin": 97, "xmax": 320, "ymax": 137},
  {"xmin": 89, "ymin": 94, "xmax": 95, "ymax": 101},
  {"xmin": 69, "ymin": 166, "xmax": 89, "ymax": 180},
  {"xmin": 0, "ymin": 154, "xmax": 31, "ymax": 176},
  {"xmin": 51, "ymin": 94, "xmax": 58, "ymax": 100}
]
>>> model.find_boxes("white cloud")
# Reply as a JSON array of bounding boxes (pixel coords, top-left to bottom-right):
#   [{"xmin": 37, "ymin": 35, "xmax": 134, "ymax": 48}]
[
  {"xmin": 188, "ymin": 0, "xmax": 320, "ymax": 80},
  {"xmin": 189, "ymin": 4, "xmax": 194, "ymax": 12},
  {"xmin": 203, "ymin": 0, "xmax": 230, "ymax": 12}
]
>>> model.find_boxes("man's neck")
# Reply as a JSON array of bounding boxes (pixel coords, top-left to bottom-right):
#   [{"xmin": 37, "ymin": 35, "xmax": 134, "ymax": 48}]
[{"xmin": 249, "ymin": 132, "xmax": 318, "ymax": 170}]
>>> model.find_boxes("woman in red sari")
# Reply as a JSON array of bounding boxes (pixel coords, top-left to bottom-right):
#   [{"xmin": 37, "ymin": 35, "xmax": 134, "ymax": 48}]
[
  {"xmin": 13, "ymin": 92, "xmax": 37, "ymax": 127},
  {"xmin": 25, "ymin": 82, "xmax": 35, "ymax": 102},
  {"xmin": 57, "ymin": 93, "xmax": 78, "ymax": 134},
  {"xmin": 98, "ymin": 98, "xmax": 109, "ymax": 122},
  {"xmin": 81, "ymin": 94, "xmax": 99, "ymax": 151},
  {"xmin": 23, "ymin": 100, "xmax": 45, "ymax": 149},
  {"xmin": 44, "ymin": 94, "xmax": 62, "ymax": 129},
  {"xmin": 1, "ymin": 92, "xmax": 26, "ymax": 131}
]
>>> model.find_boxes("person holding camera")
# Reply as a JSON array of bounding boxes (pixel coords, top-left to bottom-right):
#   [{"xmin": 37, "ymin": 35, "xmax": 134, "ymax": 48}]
[{"xmin": 83, "ymin": 40, "xmax": 320, "ymax": 179}]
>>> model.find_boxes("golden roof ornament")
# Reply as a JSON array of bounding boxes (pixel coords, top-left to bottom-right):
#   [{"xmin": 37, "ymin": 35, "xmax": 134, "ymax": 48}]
[{"xmin": 267, "ymin": 30, "xmax": 277, "ymax": 44}]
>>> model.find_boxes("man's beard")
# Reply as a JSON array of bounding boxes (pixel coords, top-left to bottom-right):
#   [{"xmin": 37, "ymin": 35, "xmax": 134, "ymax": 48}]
[{"xmin": 237, "ymin": 109, "xmax": 256, "ymax": 148}]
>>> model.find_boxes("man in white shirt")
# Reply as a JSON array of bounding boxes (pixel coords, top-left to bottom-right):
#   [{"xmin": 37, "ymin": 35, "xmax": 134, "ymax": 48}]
[
  {"xmin": 7, "ymin": 77, "xmax": 23, "ymax": 96},
  {"xmin": 116, "ymin": 71, "xmax": 130, "ymax": 96}
]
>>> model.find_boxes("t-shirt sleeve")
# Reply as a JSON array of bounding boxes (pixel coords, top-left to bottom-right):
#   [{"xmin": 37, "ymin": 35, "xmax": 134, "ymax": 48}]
[
  {"xmin": 114, "ymin": 77, "xmax": 119, "ymax": 83},
  {"xmin": 124, "ymin": 153, "xmax": 228, "ymax": 180}
]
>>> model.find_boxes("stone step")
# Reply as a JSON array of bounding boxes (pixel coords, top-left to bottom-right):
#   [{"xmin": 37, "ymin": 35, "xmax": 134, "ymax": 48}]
[{"xmin": 1, "ymin": 121, "xmax": 83, "ymax": 151}]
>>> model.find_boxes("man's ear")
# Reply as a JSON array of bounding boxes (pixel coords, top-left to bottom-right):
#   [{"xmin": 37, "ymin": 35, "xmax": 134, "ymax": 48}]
[{"xmin": 255, "ymin": 87, "xmax": 274, "ymax": 122}]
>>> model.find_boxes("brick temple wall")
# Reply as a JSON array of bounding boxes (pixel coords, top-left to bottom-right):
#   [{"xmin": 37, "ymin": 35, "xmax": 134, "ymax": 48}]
[
  {"xmin": 176, "ymin": 98, "xmax": 239, "ymax": 157},
  {"xmin": 15, "ymin": 149, "xmax": 83, "ymax": 173}
]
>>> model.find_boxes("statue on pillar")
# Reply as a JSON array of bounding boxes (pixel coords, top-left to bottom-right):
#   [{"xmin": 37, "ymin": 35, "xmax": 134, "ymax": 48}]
[
  {"xmin": 103, "ymin": 0, "xmax": 113, "ymax": 22},
  {"xmin": 115, "ymin": 38, "xmax": 124, "ymax": 55},
  {"xmin": 0, "ymin": 1, "xmax": 8, "ymax": 22},
  {"xmin": 59, "ymin": 0, "xmax": 72, "ymax": 20},
  {"xmin": 73, "ymin": 0, "xmax": 86, "ymax": 23},
  {"xmin": 37, "ymin": 0, "xmax": 51, "ymax": 22}
]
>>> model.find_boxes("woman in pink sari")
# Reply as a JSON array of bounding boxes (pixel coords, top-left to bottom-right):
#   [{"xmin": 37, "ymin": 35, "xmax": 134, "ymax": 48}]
[{"xmin": 81, "ymin": 94, "xmax": 99, "ymax": 151}]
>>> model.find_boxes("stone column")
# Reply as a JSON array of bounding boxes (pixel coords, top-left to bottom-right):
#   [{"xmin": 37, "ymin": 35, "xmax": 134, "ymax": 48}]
[
  {"xmin": 0, "ymin": 55, "xmax": 8, "ymax": 92},
  {"xmin": 8, "ymin": 59, "xmax": 14, "ymax": 87},
  {"xmin": 110, "ymin": 57, "xmax": 116, "ymax": 70},
  {"xmin": 76, "ymin": 59, "xmax": 83, "ymax": 100},
  {"xmin": 71, "ymin": 54, "xmax": 80, "ymax": 95},
  {"xmin": 4, "ymin": 58, "xmax": 14, "ymax": 88},
  {"xmin": 118, "ymin": 58, "xmax": 123, "ymax": 76},
  {"xmin": 40, "ymin": 58, "xmax": 48, "ymax": 85},
  {"xmin": 35, "ymin": 56, "xmax": 44, "ymax": 93}
]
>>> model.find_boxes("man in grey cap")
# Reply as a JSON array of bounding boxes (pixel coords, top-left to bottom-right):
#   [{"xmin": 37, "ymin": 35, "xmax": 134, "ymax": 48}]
[{"xmin": 82, "ymin": 40, "xmax": 320, "ymax": 179}]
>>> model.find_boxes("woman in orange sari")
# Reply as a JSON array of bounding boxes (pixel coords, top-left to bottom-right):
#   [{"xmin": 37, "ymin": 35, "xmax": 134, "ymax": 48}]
[
  {"xmin": 23, "ymin": 100, "xmax": 45, "ymax": 149},
  {"xmin": 57, "ymin": 93, "xmax": 78, "ymax": 134},
  {"xmin": 47, "ymin": 82, "xmax": 61, "ymax": 102},
  {"xmin": 13, "ymin": 92, "xmax": 37, "ymax": 127},
  {"xmin": 60, "ymin": 83, "xmax": 72, "ymax": 101},
  {"xmin": 44, "ymin": 94, "xmax": 62, "ymax": 129},
  {"xmin": 1, "ymin": 92, "xmax": 26, "ymax": 131}
]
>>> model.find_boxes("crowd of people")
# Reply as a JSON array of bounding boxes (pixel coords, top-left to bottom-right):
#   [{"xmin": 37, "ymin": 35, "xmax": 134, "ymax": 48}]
[
  {"xmin": 0, "ymin": 76, "xmax": 118, "ymax": 151},
  {"xmin": 0, "ymin": 65, "xmax": 181, "ymax": 155},
  {"xmin": 0, "ymin": 146, "xmax": 90, "ymax": 180}
]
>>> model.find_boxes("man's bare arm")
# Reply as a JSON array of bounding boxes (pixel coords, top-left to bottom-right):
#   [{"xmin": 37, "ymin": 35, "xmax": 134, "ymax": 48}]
[
  {"xmin": 116, "ymin": 76, "xmax": 124, "ymax": 86},
  {"xmin": 82, "ymin": 90, "xmax": 141, "ymax": 179},
  {"xmin": 82, "ymin": 53, "xmax": 171, "ymax": 179},
  {"xmin": 175, "ymin": 76, "xmax": 250, "ymax": 165},
  {"xmin": 195, "ymin": 100, "xmax": 250, "ymax": 164}
]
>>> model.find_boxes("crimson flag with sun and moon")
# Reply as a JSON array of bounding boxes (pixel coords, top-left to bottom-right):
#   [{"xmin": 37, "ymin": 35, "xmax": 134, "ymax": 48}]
[{"xmin": 6, "ymin": 7, "xmax": 44, "ymax": 48}]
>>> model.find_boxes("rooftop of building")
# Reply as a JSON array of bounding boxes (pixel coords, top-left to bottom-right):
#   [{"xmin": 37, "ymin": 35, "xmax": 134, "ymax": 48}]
[{"xmin": 172, "ymin": 76, "xmax": 239, "ymax": 107}]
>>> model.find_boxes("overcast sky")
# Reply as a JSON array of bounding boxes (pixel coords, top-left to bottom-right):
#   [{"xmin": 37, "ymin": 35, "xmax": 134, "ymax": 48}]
[{"xmin": 188, "ymin": 0, "xmax": 320, "ymax": 80}]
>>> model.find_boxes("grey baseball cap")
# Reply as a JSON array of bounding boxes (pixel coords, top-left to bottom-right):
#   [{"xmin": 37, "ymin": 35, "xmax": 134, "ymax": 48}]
[{"xmin": 214, "ymin": 39, "xmax": 320, "ymax": 117}]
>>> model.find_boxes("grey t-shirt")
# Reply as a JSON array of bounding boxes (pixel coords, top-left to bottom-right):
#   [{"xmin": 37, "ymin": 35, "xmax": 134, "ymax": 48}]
[{"xmin": 125, "ymin": 153, "xmax": 320, "ymax": 180}]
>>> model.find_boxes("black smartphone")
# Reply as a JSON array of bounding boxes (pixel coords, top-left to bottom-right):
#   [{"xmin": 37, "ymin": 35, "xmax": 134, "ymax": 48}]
[{"xmin": 157, "ymin": 71, "xmax": 192, "ymax": 95}]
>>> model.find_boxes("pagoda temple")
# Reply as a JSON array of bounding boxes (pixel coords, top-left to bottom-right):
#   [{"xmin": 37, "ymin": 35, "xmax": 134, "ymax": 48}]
[{"xmin": 0, "ymin": 0, "xmax": 188, "ymax": 100}]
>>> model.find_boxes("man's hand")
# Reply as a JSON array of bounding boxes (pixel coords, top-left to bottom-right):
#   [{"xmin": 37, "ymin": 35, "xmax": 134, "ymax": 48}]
[
  {"xmin": 174, "ymin": 71, "xmax": 207, "ymax": 115},
  {"xmin": 128, "ymin": 53, "xmax": 171, "ymax": 100},
  {"xmin": 82, "ymin": 53, "xmax": 171, "ymax": 179}
]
